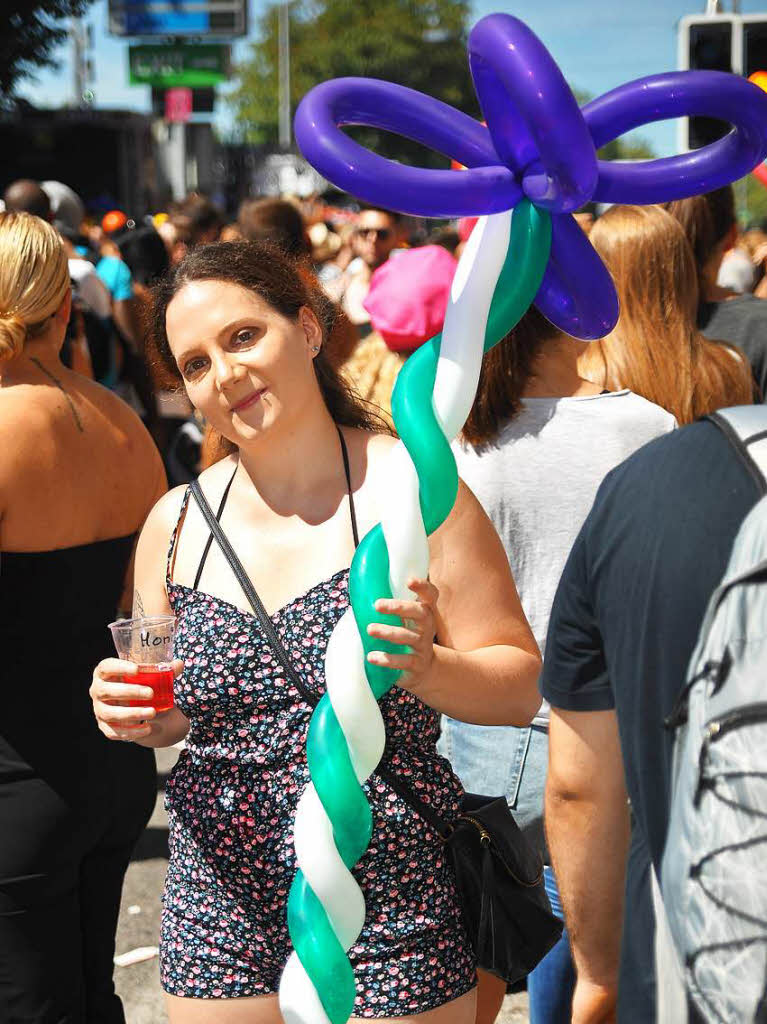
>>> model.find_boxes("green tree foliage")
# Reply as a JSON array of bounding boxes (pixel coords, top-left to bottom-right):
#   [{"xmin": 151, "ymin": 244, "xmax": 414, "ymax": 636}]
[
  {"xmin": 596, "ymin": 135, "xmax": 655, "ymax": 161},
  {"xmin": 231, "ymin": 4, "xmax": 656, "ymax": 168},
  {"xmin": 739, "ymin": 173, "xmax": 767, "ymax": 227},
  {"xmin": 231, "ymin": 0, "xmax": 478, "ymax": 166},
  {"xmin": 0, "ymin": 1, "xmax": 94, "ymax": 96}
]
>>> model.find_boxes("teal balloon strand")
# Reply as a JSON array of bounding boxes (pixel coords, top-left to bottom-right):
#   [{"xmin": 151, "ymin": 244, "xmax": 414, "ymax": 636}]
[
  {"xmin": 288, "ymin": 874, "xmax": 357, "ymax": 1023},
  {"xmin": 287, "ymin": 202, "xmax": 552, "ymax": 1024},
  {"xmin": 307, "ymin": 700, "xmax": 373, "ymax": 865},
  {"xmin": 352, "ymin": 201, "xmax": 553, "ymax": 665}
]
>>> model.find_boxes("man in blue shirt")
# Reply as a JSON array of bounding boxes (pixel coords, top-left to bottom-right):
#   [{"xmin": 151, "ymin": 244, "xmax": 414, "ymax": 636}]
[{"xmin": 542, "ymin": 419, "xmax": 763, "ymax": 1022}]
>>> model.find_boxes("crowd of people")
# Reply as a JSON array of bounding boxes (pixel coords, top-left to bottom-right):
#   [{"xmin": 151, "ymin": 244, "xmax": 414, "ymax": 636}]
[{"xmin": 1, "ymin": 172, "xmax": 766, "ymax": 1024}]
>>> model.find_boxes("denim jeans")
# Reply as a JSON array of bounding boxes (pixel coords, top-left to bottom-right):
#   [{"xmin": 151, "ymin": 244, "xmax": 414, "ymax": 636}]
[
  {"xmin": 438, "ymin": 719, "xmax": 575, "ymax": 1022},
  {"xmin": 528, "ymin": 866, "xmax": 575, "ymax": 1024},
  {"xmin": 437, "ymin": 719, "xmax": 546, "ymax": 854}
]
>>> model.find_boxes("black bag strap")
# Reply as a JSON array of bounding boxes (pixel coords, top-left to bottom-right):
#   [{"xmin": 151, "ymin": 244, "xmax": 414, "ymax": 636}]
[
  {"xmin": 193, "ymin": 463, "xmax": 239, "ymax": 590},
  {"xmin": 188, "ymin": 447, "xmax": 454, "ymax": 840},
  {"xmin": 189, "ymin": 476, "xmax": 318, "ymax": 709},
  {"xmin": 376, "ymin": 763, "xmax": 453, "ymax": 838}
]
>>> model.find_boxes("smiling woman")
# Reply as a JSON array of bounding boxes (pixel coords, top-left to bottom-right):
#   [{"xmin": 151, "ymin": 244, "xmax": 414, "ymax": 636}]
[
  {"xmin": 147, "ymin": 241, "xmax": 382, "ymax": 458},
  {"xmin": 88, "ymin": 239, "xmax": 541, "ymax": 1024}
]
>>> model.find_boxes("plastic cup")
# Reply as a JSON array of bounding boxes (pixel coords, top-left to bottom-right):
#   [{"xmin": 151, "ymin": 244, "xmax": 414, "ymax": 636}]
[{"xmin": 108, "ymin": 615, "xmax": 177, "ymax": 713}]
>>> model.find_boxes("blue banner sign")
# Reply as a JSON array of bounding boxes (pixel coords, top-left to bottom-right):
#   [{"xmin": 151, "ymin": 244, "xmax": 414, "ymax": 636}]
[{"xmin": 108, "ymin": 1, "xmax": 247, "ymax": 38}]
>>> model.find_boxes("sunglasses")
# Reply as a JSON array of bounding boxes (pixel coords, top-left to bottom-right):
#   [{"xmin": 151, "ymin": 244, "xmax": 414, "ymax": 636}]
[{"xmin": 355, "ymin": 227, "xmax": 392, "ymax": 240}]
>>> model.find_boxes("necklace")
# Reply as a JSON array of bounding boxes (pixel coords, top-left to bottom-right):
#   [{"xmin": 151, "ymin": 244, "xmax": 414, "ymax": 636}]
[{"xmin": 29, "ymin": 357, "xmax": 84, "ymax": 433}]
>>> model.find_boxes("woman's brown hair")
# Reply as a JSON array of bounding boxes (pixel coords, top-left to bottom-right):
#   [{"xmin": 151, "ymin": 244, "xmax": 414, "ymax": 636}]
[
  {"xmin": 661, "ymin": 186, "xmax": 736, "ymax": 299},
  {"xmin": 462, "ymin": 305, "xmax": 561, "ymax": 447},
  {"xmin": 147, "ymin": 240, "xmax": 386, "ymax": 460},
  {"xmin": 579, "ymin": 204, "xmax": 752, "ymax": 425}
]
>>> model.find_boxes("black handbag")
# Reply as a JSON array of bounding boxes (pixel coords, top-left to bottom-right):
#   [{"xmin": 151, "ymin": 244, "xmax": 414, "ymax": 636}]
[
  {"xmin": 450, "ymin": 794, "xmax": 563, "ymax": 982},
  {"xmin": 189, "ymin": 479, "xmax": 564, "ymax": 984},
  {"xmin": 384, "ymin": 776, "xmax": 564, "ymax": 984}
]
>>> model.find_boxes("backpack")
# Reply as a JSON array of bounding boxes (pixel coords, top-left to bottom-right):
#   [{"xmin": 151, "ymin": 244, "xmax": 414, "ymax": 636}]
[{"xmin": 656, "ymin": 405, "xmax": 767, "ymax": 1024}]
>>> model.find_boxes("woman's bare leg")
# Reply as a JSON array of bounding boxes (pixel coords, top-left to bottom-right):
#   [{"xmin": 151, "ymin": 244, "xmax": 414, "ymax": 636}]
[
  {"xmin": 165, "ymin": 991, "xmax": 282, "ymax": 1024},
  {"xmin": 474, "ymin": 970, "xmax": 506, "ymax": 1024},
  {"xmin": 353, "ymin": 986, "xmax": 477, "ymax": 1024},
  {"xmin": 166, "ymin": 975, "xmax": 476, "ymax": 1024}
]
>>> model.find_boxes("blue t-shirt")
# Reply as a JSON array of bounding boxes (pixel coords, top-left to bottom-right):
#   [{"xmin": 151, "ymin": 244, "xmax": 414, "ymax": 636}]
[
  {"xmin": 541, "ymin": 419, "xmax": 763, "ymax": 1021},
  {"xmin": 96, "ymin": 256, "xmax": 133, "ymax": 302}
]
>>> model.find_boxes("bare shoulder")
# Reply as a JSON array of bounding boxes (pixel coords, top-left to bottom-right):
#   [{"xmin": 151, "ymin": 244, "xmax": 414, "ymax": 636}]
[
  {"xmin": 194, "ymin": 453, "xmax": 239, "ymax": 499},
  {"xmin": 365, "ymin": 429, "xmax": 398, "ymax": 457},
  {"xmin": 0, "ymin": 388, "xmax": 38, "ymax": 493},
  {"xmin": 0, "ymin": 384, "xmax": 62, "ymax": 477},
  {"xmin": 334, "ymin": 425, "xmax": 395, "ymax": 480},
  {"xmin": 0, "ymin": 382, "xmax": 47, "ymax": 428},
  {"xmin": 144, "ymin": 483, "xmax": 189, "ymax": 531},
  {"xmin": 78, "ymin": 376, "xmax": 168, "ymax": 508},
  {"xmin": 78, "ymin": 376, "xmax": 159, "ymax": 449},
  {"xmin": 356, "ymin": 427, "xmax": 398, "ymax": 467},
  {"xmin": 135, "ymin": 483, "xmax": 189, "ymax": 564}
]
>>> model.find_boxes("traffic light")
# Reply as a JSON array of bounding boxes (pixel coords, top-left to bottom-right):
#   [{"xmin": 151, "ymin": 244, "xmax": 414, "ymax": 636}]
[
  {"xmin": 744, "ymin": 20, "xmax": 767, "ymax": 80},
  {"xmin": 679, "ymin": 15, "xmax": 767, "ymax": 151},
  {"xmin": 679, "ymin": 16, "xmax": 735, "ymax": 150}
]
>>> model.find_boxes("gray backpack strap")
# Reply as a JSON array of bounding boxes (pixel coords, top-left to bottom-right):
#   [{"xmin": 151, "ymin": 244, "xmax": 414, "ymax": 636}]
[{"xmin": 708, "ymin": 406, "xmax": 767, "ymax": 491}]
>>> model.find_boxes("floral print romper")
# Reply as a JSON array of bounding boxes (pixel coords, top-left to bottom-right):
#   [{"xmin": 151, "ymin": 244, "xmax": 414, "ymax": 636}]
[{"xmin": 160, "ymin": 461, "xmax": 476, "ymax": 1015}]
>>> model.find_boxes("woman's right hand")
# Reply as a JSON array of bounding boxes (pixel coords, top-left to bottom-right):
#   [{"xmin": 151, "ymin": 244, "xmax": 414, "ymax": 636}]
[{"xmin": 90, "ymin": 658, "xmax": 183, "ymax": 742}]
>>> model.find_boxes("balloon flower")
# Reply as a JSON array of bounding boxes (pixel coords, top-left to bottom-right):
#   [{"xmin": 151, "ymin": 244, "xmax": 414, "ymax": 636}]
[{"xmin": 279, "ymin": 14, "xmax": 767, "ymax": 1024}]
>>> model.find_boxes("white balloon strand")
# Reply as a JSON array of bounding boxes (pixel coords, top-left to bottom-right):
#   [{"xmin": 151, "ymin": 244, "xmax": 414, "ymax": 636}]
[
  {"xmin": 383, "ymin": 212, "xmax": 512, "ymax": 597},
  {"xmin": 279, "ymin": 210, "xmax": 513, "ymax": 1024}
]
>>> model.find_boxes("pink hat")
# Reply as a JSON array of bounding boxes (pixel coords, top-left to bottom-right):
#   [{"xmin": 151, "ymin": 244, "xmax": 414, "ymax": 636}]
[{"xmin": 363, "ymin": 245, "xmax": 457, "ymax": 352}]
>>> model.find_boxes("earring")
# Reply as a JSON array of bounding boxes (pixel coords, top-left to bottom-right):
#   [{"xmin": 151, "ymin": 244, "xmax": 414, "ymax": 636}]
[{"xmin": 312, "ymin": 345, "xmax": 320, "ymax": 352}]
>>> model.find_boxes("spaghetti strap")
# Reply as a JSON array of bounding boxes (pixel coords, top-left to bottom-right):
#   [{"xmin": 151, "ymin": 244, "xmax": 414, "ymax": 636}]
[
  {"xmin": 171, "ymin": 438, "xmax": 354, "ymax": 592},
  {"xmin": 337, "ymin": 428, "xmax": 360, "ymax": 550},
  {"xmin": 193, "ymin": 462, "xmax": 240, "ymax": 590},
  {"xmin": 166, "ymin": 462, "xmax": 239, "ymax": 588},
  {"xmin": 166, "ymin": 487, "xmax": 192, "ymax": 585}
]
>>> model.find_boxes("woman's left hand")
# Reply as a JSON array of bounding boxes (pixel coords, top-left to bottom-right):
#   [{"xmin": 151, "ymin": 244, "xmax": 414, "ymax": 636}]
[{"xmin": 366, "ymin": 577, "xmax": 438, "ymax": 691}]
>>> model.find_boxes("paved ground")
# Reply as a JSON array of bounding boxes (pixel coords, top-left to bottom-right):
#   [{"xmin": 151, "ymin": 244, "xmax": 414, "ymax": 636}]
[{"xmin": 114, "ymin": 748, "xmax": 529, "ymax": 1023}]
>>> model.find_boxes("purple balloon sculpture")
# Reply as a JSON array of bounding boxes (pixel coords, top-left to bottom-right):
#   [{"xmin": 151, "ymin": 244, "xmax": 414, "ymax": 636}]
[{"xmin": 295, "ymin": 13, "xmax": 767, "ymax": 339}]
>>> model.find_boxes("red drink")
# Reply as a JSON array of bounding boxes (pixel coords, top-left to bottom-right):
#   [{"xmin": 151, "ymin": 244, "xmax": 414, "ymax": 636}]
[{"xmin": 124, "ymin": 664, "xmax": 175, "ymax": 712}]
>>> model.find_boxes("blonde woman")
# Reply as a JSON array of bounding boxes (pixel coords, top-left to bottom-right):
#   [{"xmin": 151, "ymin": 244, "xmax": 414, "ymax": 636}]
[
  {"xmin": 0, "ymin": 212, "xmax": 166, "ymax": 1022},
  {"xmin": 579, "ymin": 204, "xmax": 753, "ymax": 423}
]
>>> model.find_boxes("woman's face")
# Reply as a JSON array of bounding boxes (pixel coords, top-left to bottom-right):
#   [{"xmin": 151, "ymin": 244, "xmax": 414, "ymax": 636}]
[{"xmin": 165, "ymin": 279, "xmax": 322, "ymax": 446}]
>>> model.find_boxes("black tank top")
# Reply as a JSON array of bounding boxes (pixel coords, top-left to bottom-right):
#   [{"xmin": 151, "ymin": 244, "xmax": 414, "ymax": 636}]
[{"xmin": 0, "ymin": 535, "xmax": 150, "ymax": 793}]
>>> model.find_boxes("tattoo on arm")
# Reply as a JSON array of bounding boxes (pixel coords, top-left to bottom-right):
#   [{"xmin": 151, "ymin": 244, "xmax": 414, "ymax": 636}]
[{"xmin": 132, "ymin": 589, "xmax": 146, "ymax": 618}]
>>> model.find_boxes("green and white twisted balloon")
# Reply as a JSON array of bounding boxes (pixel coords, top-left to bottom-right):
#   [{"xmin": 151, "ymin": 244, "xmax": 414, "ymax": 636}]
[{"xmin": 279, "ymin": 201, "xmax": 552, "ymax": 1024}]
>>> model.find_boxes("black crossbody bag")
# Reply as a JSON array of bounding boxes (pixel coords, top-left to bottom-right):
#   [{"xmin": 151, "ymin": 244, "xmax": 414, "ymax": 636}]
[{"xmin": 189, "ymin": 478, "xmax": 562, "ymax": 984}]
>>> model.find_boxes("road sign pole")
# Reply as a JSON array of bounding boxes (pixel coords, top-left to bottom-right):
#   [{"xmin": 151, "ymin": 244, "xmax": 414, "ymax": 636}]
[
  {"xmin": 158, "ymin": 120, "xmax": 187, "ymax": 201},
  {"xmin": 278, "ymin": 2, "xmax": 291, "ymax": 149}
]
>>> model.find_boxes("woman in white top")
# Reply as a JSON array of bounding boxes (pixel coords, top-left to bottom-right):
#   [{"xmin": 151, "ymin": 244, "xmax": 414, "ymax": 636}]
[
  {"xmin": 578, "ymin": 204, "xmax": 753, "ymax": 420},
  {"xmin": 438, "ymin": 304, "xmax": 676, "ymax": 1024}
]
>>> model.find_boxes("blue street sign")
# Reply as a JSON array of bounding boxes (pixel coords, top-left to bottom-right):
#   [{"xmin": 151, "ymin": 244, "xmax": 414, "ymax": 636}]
[{"xmin": 108, "ymin": 1, "xmax": 247, "ymax": 39}]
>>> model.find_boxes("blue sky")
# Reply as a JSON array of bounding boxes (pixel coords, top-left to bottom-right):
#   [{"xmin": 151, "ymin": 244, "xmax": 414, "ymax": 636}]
[{"xmin": 17, "ymin": 0, "xmax": 767, "ymax": 157}]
